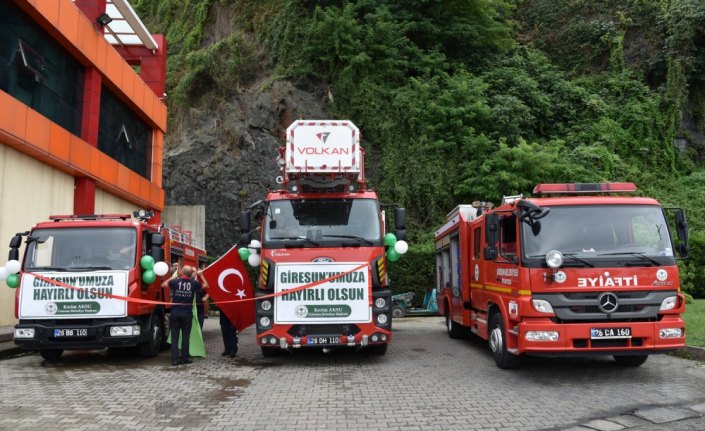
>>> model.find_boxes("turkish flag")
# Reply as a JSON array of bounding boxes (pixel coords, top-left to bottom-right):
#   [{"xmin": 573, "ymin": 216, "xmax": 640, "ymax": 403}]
[{"xmin": 201, "ymin": 245, "xmax": 255, "ymax": 331}]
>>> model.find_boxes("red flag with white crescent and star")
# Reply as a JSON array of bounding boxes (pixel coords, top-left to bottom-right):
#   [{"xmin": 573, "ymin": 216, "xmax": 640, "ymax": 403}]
[{"xmin": 201, "ymin": 245, "xmax": 255, "ymax": 331}]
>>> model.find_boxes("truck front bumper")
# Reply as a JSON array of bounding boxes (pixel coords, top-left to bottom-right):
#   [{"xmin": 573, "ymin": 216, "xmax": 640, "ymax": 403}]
[
  {"xmin": 14, "ymin": 318, "xmax": 142, "ymax": 350},
  {"xmin": 516, "ymin": 316, "xmax": 685, "ymax": 357}
]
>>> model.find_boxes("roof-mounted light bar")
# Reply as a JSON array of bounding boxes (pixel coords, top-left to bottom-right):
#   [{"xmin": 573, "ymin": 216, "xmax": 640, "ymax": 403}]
[
  {"xmin": 533, "ymin": 182, "xmax": 637, "ymax": 195},
  {"xmin": 49, "ymin": 214, "xmax": 131, "ymax": 221}
]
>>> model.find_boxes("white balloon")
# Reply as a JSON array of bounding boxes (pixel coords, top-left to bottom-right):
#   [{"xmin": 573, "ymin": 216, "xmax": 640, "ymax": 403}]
[
  {"xmin": 6, "ymin": 260, "xmax": 21, "ymax": 274},
  {"xmin": 248, "ymin": 239, "xmax": 261, "ymax": 255},
  {"xmin": 394, "ymin": 240, "xmax": 409, "ymax": 255},
  {"xmin": 248, "ymin": 253, "xmax": 261, "ymax": 267},
  {"xmin": 0, "ymin": 267, "xmax": 8, "ymax": 281},
  {"xmin": 153, "ymin": 261, "xmax": 170, "ymax": 276}
]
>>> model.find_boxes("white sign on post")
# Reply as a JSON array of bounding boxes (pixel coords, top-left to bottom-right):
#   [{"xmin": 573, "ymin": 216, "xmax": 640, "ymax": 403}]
[{"xmin": 286, "ymin": 120, "xmax": 361, "ymax": 173}]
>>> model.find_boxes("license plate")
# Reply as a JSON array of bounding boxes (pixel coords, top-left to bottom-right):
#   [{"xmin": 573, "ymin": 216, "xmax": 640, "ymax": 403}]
[
  {"xmin": 307, "ymin": 336, "xmax": 340, "ymax": 345},
  {"xmin": 53, "ymin": 328, "xmax": 88, "ymax": 338},
  {"xmin": 590, "ymin": 327, "xmax": 631, "ymax": 339}
]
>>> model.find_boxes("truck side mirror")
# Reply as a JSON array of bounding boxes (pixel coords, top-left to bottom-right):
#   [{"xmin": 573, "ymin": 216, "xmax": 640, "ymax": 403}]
[
  {"xmin": 239, "ymin": 211, "xmax": 252, "ymax": 246},
  {"xmin": 8, "ymin": 233, "xmax": 22, "ymax": 260},
  {"xmin": 395, "ymin": 208, "xmax": 406, "ymax": 241},
  {"xmin": 150, "ymin": 233, "xmax": 165, "ymax": 262},
  {"xmin": 675, "ymin": 209, "xmax": 689, "ymax": 258},
  {"xmin": 484, "ymin": 213, "xmax": 499, "ymax": 260}
]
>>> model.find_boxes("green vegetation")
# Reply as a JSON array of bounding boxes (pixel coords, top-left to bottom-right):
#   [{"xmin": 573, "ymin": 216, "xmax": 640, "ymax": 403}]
[
  {"xmin": 134, "ymin": 0, "xmax": 705, "ymax": 302},
  {"xmin": 685, "ymin": 299, "xmax": 705, "ymax": 348}
]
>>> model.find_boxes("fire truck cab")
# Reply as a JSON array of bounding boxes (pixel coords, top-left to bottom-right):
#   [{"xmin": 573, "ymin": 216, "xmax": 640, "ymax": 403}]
[
  {"xmin": 436, "ymin": 183, "xmax": 689, "ymax": 368},
  {"xmin": 11, "ymin": 212, "xmax": 206, "ymax": 361}
]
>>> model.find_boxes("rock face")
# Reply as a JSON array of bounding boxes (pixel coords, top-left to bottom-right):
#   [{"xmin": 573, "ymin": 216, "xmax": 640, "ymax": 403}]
[{"xmin": 163, "ymin": 80, "xmax": 329, "ymax": 256}]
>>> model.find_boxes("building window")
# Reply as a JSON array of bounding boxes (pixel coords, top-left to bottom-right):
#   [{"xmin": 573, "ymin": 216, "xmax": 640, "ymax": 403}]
[
  {"xmin": 98, "ymin": 86, "xmax": 152, "ymax": 179},
  {"xmin": 0, "ymin": 1, "xmax": 84, "ymax": 136}
]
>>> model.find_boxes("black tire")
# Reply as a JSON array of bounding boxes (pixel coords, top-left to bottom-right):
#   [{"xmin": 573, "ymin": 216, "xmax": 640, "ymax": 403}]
[
  {"xmin": 40, "ymin": 349, "xmax": 63, "ymax": 362},
  {"xmin": 614, "ymin": 355, "xmax": 648, "ymax": 367},
  {"xmin": 392, "ymin": 305, "xmax": 405, "ymax": 319},
  {"xmin": 139, "ymin": 314, "xmax": 163, "ymax": 358},
  {"xmin": 488, "ymin": 312, "xmax": 520, "ymax": 369},
  {"xmin": 445, "ymin": 309, "xmax": 464, "ymax": 339},
  {"xmin": 261, "ymin": 347, "xmax": 282, "ymax": 358},
  {"xmin": 368, "ymin": 344, "xmax": 388, "ymax": 355}
]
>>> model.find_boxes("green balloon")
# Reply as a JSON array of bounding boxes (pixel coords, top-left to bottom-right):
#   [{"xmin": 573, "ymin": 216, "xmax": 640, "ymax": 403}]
[
  {"xmin": 386, "ymin": 248, "xmax": 401, "ymax": 262},
  {"xmin": 384, "ymin": 233, "xmax": 397, "ymax": 247},
  {"xmin": 140, "ymin": 255, "xmax": 155, "ymax": 270},
  {"xmin": 238, "ymin": 247, "xmax": 251, "ymax": 261},
  {"xmin": 142, "ymin": 269, "xmax": 156, "ymax": 284},
  {"xmin": 7, "ymin": 274, "xmax": 19, "ymax": 288}
]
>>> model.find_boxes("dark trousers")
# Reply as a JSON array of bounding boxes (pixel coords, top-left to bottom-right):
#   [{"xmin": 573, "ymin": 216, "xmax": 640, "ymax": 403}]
[
  {"xmin": 197, "ymin": 310, "xmax": 205, "ymax": 330},
  {"xmin": 170, "ymin": 309, "xmax": 193, "ymax": 362},
  {"xmin": 220, "ymin": 312, "xmax": 239, "ymax": 355}
]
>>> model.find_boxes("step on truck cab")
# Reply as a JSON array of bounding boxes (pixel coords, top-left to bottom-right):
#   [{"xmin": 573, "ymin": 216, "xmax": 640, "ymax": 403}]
[
  {"xmin": 240, "ymin": 120, "xmax": 406, "ymax": 356},
  {"xmin": 435, "ymin": 183, "xmax": 689, "ymax": 368},
  {"xmin": 9, "ymin": 211, "xmax": 206, "ymax": 361}
]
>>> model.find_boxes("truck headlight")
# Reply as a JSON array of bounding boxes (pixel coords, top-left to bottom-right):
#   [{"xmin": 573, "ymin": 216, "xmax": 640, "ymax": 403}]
[
  {"xmin": 110, "ymin": 325, "xmax": 140, "ymax": 337},
  {"xmin": 659, "ymin": 296, "xmax": 677, "ymax": 311},
  {"xmin": 376, "ymin": 314, "xmax": 388, "ymax": 325},
  {"xmin": 375, "ymin": 298, "xmax": 386, "ymax": 308},
  {"xmin": 259, "ymin": 316, "xmax": 271, "ymax": 327},
  {"xmin": 532, "ymin": 299, "xmax": 554, "ymax": 313},
  {"xmin": 14, "ymin": 328, "xmax": 35, "ymax": 339},
  {"xmin": 525, "ymin": 331, "xmax": 560, "ymax": 342},
  {"xmin": 261, "ymin": 300, "xmax": 272, "ymax": 311}
]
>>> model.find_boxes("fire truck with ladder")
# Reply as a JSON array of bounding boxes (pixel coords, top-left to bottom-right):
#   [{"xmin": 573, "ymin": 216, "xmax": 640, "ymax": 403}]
[
  {"xmin": 435, "ymin": 183, "xmax": 689, "ymax": 369},
  {"xmin": 239, "ymin": 120, "xmax": 406, "ymax": 356},
  {"xmin": 11, "ymin": 211, "xmax": 206, "ymax": 361}
]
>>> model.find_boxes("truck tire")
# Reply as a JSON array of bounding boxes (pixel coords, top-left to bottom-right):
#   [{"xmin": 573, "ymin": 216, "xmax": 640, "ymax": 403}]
[
  {"xmin": 40, "ymin": 349, "xmax": 63, "ymax": 362},
  {"xmin": 368, "ymin": 344, "xmax": 388, "ymax": 355},
  {"xmin": 139, "ymin": 314, "xmax": 163, "ymax": 358},
  {"xmin": 392, "ymin": 305, "xmax": 405, "ymax": 318},
  {"xmin": 488, "ymin": 312, "xmax": 520, "ymax": 369},
  {"xmin": 445, "ymin": 309, "xmax": 464, "ymax": 339},
  {"xmin": 261, "ymin": 347, "xmax": 283, "ymax": 358},
  {"xmin": 613, "ymin": 355, "xmax": 648, "ymax": 367}
]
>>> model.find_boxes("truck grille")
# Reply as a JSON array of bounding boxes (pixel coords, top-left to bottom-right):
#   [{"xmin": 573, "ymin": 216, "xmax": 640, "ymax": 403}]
[{"xmin": 534, "ymin": 290, "xmax": 677, "ymax": 322}]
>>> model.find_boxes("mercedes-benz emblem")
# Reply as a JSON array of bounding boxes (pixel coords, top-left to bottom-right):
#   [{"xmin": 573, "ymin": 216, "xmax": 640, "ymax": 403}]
[{"xmin": 597, "ymin": 292, "xmax": 619, "ymax": 313}]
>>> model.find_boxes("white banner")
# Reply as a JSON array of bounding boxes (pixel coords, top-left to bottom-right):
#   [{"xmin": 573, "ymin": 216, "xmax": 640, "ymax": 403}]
[
  {"xmin": 19, "ymin": 271, "xmax": 128, "ymax": 319},
  {"xmin": 286, "ymin": 121, "xmax": 361, "ymax": 173},
  {"xmin": 274, "ymin": 263, "xmax": 371, "ymax": 324}
]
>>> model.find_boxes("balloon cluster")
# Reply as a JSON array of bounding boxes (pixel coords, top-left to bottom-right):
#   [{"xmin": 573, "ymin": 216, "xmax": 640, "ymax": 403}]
[
  {"xmin": 140, "ymin": 256, "xmax": 170, "ymax": 283},
  {"xmin": 239, "ymin": 240, "xmax": 261, "ymax": 267},
  {"xmin": 1, "ymin": 260, "xmax": 21, "ymax": 288},
  {"xmin": 384, "ymin": 233, "xmax": 409, "ymax": 262}
]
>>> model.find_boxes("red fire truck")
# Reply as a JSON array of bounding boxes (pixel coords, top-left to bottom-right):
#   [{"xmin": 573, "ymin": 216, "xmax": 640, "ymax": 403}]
[
  {"xmin": 239, "ymin": 120, "xmax": 406, "ymax": 356},
  {"xmin": 435, "ymin": 183, "xmax": 689, "ymax": 368},
  {"xmin": 11, "ymin": 211, "xmax": 206, "ymax": 361}
]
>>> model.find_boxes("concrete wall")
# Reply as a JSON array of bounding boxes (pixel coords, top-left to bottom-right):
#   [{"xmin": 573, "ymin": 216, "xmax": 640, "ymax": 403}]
[
  {"xmin": 95, "ymin": 188, "xmax": 139, "ymax": 215},
  {"xmin": 0, "ymin": 145, "xmax": 74, "ymax": 326},
  {"xmin": 162, "ymin": 205, "xmax": 206, "ymax": 250}
]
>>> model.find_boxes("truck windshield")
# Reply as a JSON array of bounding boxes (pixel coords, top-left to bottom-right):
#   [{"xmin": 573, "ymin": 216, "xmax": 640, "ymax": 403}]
[
  {"xmin": 263, "ymin": 198, "xmax": 382, "ymax": 247},
  {"xmin": 24, "ymin": 228, "xmax": 137, "ymax": 271},
  {"xmin": 521, "ymin": 205, "xmax": 675, "ymax": 266}
]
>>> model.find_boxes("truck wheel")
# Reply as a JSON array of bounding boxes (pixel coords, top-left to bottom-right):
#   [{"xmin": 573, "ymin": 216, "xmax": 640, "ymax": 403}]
[
  {"xmin": 40, "ymin": 349, "xmax": 63, "ymax": 362},
  {"xmin": 445, "ymin": 310, "xmax": 464, "ymax": 339},
  {"xmin": 261, "ymin": 347, "xmax": 282, "ymax": 358},
  {"xmin": 614, "ymin": 355, "xmax": 648, "ymax": 367},
  {"xmin": 139, "ymin": 315, "xmax": 162, "ymax": 358},
  {"xmin": 392, "ymin": 305, "xmax": 405, "ymax": 318},
  {"xmin": 488, "ymin": 312, "xmax": 520, "ymax": 369},
  {"xmin": 368, "ymin": 344, "xmax": 388, "ymax": 355}
]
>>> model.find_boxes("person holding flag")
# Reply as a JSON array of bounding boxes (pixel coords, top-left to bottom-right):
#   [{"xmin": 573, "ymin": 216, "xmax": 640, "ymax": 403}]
[
  {"xmin": 200, "ymin": 245, "xmax": 255, "ymax": 357},
  {"xmin": 162, "ymin": 265, "xmax": 208, "ymax": 366}
]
